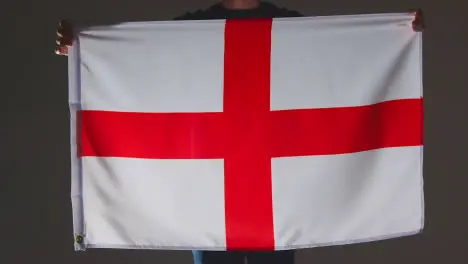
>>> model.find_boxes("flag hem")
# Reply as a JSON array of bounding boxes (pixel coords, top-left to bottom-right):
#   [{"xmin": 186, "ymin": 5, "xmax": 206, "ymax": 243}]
[
  {"xmin": 69, "ymin": 38, "xmax": 86, "ymax": 251},
  {"xmin": 417, "ymin": 30, "xmax": 425, "ymax": 232},
  {"xmin": 79, "ymin": 12, "xmax": 414, "ymax": 32},
  {"xmin": 80, "ymin": 228, "xmax": 423, "ymax": 251}
]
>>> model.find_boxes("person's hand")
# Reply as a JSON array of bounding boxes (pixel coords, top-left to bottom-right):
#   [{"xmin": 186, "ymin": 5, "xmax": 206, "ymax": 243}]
[
  {"xmin": 409, "ymin": 8, "xmax": 425, "ymax": 32},
  {"xmin": 55, "ymin": 19, "xmax": 74, "ymax": 56}
]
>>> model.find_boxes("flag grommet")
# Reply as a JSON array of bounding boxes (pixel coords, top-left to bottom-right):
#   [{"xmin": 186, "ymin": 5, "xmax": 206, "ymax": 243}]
[{"xmin": 75, "ymin": 235, "xmax": 84, "ymax": 244}]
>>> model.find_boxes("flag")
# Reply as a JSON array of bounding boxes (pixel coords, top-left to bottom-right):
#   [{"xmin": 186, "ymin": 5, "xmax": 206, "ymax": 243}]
[{"xmin": 68, "ymin": 13, "xmax": 424, "ymax": 251}]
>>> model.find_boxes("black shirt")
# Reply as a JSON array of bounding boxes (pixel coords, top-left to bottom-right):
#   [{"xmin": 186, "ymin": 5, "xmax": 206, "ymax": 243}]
[{"xmin": 174, "ymin": 1, "xmax": 302, "ymax": 20}]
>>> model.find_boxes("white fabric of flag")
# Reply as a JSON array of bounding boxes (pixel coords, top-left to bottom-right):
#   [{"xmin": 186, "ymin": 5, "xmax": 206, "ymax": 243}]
[{"xmin": 68, "ymin": 13, "xmax": 424, "ymax": 251}]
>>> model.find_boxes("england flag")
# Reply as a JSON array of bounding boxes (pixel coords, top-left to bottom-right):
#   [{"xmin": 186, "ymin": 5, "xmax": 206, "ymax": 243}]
[{"xmin": 68, "ymin": 13, "xmax": 424, "ymax": 251}]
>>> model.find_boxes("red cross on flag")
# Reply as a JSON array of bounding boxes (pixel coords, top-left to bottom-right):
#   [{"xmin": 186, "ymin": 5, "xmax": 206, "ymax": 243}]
[{"xmin": 68, "ymin": 13, "xmax": 424, "ymax": 251}]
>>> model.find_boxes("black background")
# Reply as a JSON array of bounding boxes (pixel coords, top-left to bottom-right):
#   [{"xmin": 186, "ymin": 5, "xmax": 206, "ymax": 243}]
[{"xmin": 4, "ymin": 0, "xmax": 468, "ymax": 263}]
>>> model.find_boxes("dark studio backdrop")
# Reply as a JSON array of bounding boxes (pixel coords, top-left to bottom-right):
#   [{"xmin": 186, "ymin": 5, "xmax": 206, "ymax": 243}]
[{"xmin": 3, "ymin": 0, "xmax": 467, "ymax": 263}]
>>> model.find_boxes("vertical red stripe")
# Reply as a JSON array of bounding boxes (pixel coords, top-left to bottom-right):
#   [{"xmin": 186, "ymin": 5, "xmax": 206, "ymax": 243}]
[{"xmin": 223, "ymin": 19, "xmax": 275, "ymax": 250}]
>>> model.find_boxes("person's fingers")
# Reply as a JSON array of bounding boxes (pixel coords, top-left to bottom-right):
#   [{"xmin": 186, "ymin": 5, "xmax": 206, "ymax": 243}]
[
  {"xmin": 55, "ymin": 45, "xmax": 68, "ymax": 56},
  {"xmin": 56, "ymin": 32, "xmax": 72, "ymax": 46},
  {"xmin": 55, "ymin": 19, "xmax": 73, "ymax": 56},
  {"xmin": 56, "ymin": 36, "xmax": 70, "ymax": 47},
  {"xmin": 57, "ymin": 19, "xmax": 74, "ymax": 44},
  {"xmin": 55, "ymin": 47, "xmax": 62, "ymax": 55},
  {"xmin": 59, "ymin": 19, "xmax": 73, "ymax": 33},
  {"xmin": 408, "ymin": 8, "xmax": 424, "ymax": 32}
]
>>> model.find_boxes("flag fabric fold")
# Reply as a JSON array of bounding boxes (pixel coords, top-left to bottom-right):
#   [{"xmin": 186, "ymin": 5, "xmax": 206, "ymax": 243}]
[{"xmin": 68, "ymin": 13, "xmax": 424, "ymax": 251}]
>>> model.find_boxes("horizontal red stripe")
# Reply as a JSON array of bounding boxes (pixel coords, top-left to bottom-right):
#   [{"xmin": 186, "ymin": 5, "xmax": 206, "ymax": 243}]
[
  {"xmin": 80, "ymin": 98, "xmax": 423, "ymax": 159},
  {"xmin": 270, "ymin": 98, "xmax": 423, "ymax": 157},
  {"xmin": 81, "ymin": 111, "xmax": 225, "ymax": 159}
]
